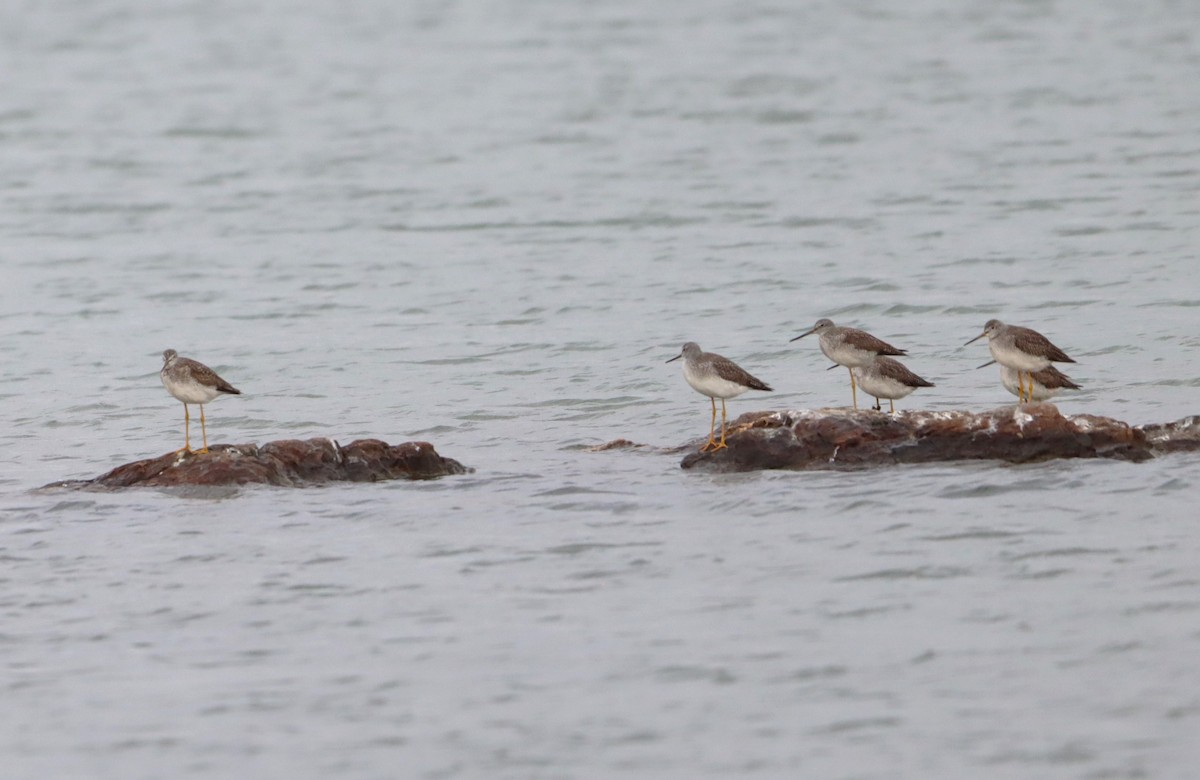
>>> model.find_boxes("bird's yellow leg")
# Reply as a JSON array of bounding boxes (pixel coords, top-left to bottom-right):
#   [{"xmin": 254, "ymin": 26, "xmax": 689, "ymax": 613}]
[
  {"xmin": 197, "ymin": 404, "xmax": 209, "ymax": 454},
  {"xmin": 711, "ymin": 399, "xmax": 730, "ymax": 450},
  {"xmin": 174, "ymin": 404, "xmax": 192, "ymax": 454},
  {"xmin": 889, "ymin": 399, "xmax": 895, "ymax": 415},
  {"xmin": 700, "ymin": 397, "xmax": 719, "ymax": 451},
  {"xmin": 848, "ymin": 368, "xmax": 858, "ymax": 410}
]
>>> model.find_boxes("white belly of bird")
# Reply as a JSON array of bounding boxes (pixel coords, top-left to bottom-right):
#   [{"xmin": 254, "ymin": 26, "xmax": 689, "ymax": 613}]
[
  {"xmin": 683, "ymin": 363, "xmax": 750, "ymax": 400},
  {"xmin": 162, "ymin": 375, "xmax": 221, "ymax": 405},
  {"xmin": 853, "ymin": 368, "xmax": 915, "ymax": 401},
  {"xmin": 820, "ymin": 335, "xmax": 875, "ymax": 368},
  {"xmin": 989, "ymin": 341, "xmax": 1051, "ymax": 372}
]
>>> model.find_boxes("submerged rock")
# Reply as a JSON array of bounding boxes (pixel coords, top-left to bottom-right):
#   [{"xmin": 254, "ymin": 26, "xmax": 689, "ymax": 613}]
[
  {"xmin": 678, "ymin": 404, "xmax": 1200, "ymax": 472},
  {"xmin": 54, "ymin": 438, "xmax": 470, "ymax": 489}
]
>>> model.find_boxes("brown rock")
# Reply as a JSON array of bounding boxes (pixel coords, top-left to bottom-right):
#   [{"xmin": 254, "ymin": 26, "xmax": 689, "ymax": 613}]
[
  {"xmin": 588, "ymin": 438, "xmax": 641, "ymax": 452},
  {"xmin": 1138, "ymin": 415, "xmax": 1200, "ymax": 453},
  {"xmin": 679, "ymin": 405, "xmax": 1200, "ymax": 472},
  {"xmin": 52, "ymin": 439, "xmax": 470, "ymax": 489}
]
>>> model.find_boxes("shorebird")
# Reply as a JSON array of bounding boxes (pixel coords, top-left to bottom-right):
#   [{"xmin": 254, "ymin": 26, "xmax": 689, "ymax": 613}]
[
  {"xmin": 979, "ymin": 360, "xmax": 1082, "ymax": 402},
  {"xmin": 852, "ymin": 356, "xmax": 934, "ymax": 414},
  {"xmin": 965, "ymin": 319, "xmax": 1075, "ymax": 403},
  {"xmin": 789, "ymin": 319, "xmax": 907, "ymax": 410},
  {"xmin": 667, "ymin": 342, "xmax": 772, "ymax": 452},
  {"xmin": 160, "ymin": 349, "xmax": 241, "ymax": 454}
]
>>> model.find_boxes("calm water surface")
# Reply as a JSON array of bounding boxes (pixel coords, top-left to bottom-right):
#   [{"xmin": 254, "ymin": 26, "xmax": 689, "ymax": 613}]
[{"xmin": 2, "ymin": 0, "xmax": 1199, "ymax": 777}]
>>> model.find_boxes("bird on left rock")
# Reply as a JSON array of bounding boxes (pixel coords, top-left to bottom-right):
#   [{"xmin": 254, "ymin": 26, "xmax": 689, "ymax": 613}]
[{"xmin": 160, "ymin": 349, "xmax": 241, "ymax": 454}]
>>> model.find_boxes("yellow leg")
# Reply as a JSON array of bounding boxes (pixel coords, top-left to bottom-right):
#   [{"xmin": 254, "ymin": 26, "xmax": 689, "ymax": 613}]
[
  {"xmin": 198, "ymin": 404, "xmax": 209, "ymax": 454},
  {"xmin": 700, "ymin": 397, "xmax": 719, "ymax": 451},
  {"xmin": 712, "ymin": 398, "xmax": 730, "ymax": 450},
  {"xmin": 889, "ymin": 399, "xmax": 895, "ymax": 414},
  {"xmin": 848, "ymin": 368, "xmax": 858, "ymax": 410},
  {"xmin": 175, "ymin": 404, "xmax": 192, "ymax": 454}
]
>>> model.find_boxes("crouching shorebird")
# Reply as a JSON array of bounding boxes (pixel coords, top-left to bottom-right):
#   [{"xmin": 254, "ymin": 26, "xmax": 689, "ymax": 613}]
[
  {"xmin": 667, "ymin": 342, "xmax": 772, "ymax": 452},
  {"xmin": 980, "ymin": 360, "xmax": 1082, "ymax": 402},
  {"xmin": 789, "ymin": 319, "xmax": 907, "ymax": 410},
  {"xmin": 965, "ymin": 319, "xmax": 1075, "ymax": 403},
  {"xmin": 852, "ymin": 356, "xmax": 934, "ymax": 414},
  {"xmin": 160, "ymin": 349, "xmax": 241, "ymax": 454}
]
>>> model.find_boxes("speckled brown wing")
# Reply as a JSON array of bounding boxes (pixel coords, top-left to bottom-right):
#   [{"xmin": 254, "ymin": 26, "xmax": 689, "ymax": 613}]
[
  {"xmin": 846, "ymin": 328, "xmax": 907, "ymax": 357},
  {"xmin": 705, "ymin": 354, "xmax": 773, "ymax": 392},
  {"xmin": 1031, "ymin": 366, "xmax": 1081, "ymax": 390},
  {"xmin": 1012, "ymin": 327, "xmax": 1075, "ymax": 363},
  {"xmin": 179, "ymin": 357, "xmax": 241, "ymax": 394},
  {"xmin": 876, "ymin": 357, "xmax": 934, "ymax": 388}
]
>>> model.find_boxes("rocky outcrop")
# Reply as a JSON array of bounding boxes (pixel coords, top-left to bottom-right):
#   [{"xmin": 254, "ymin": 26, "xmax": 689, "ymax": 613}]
[
  {"xmin": 673, "ymin": 404, "xmax": 1200, "ymax": 472},
  {"xmin": 1138, "ymin": 415, "xmax": 1200, "ymax": 453},
  {"xmin": 52, "ymin": 438, "xmax": 470, "ymax": 489}
]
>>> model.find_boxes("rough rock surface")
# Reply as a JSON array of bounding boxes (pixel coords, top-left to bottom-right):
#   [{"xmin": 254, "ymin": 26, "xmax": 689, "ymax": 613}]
[
  {"xmin": 54, "ymin": 438, "xmax": 470, "ymax": 489},
  {"xmin": 675, "ymin": 404, "xmax": 1200, "ymax": 472}
]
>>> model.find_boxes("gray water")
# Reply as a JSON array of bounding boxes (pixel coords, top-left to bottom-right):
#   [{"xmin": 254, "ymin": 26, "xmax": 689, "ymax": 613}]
[{"xmin": 2, "ymin": 0, "xmax": 1199, "ymax": 777}]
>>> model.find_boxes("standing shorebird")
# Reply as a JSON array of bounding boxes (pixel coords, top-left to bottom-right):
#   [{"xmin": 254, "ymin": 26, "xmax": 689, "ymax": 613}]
[
  {"xmin": 965, "ymin": 319, "xmax": 1075, "ymax": 403},
  {"xmin": 789, "ymin": 319, "xmax": 907, "ymax": 410},
  {"xmin": 667, "ymin": 342, "xmax": 772, "ymax": 452},
  {"xmin": 979, "ymin": 360, "xmax": 1082, "ymax": 402},
  {"xmin": 852, "ymin": 356, "xmax": 934, "ymax": 414},
  {"xmin": 160, "ymin": 349, "xmax": 241, "ymax": 454}
]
